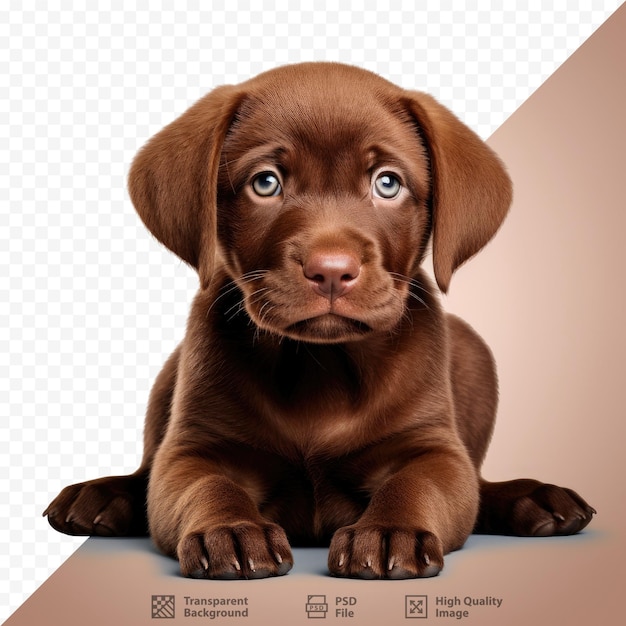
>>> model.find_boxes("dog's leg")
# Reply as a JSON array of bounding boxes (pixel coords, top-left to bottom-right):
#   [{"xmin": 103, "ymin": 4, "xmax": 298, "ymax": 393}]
[
  {"xmin": 43, "ymin": 346, "xmax": 180, "ymax": 536},
  {"xmin": 327, "ymin": 445, "xmax": 478, "ymax": 579},
  {"xmin": 147, "ymin": 453, "xmax": 293, "ymax": 579},
  {"xmin": 445, "ymin": 318, "xmax": 596, "ymax": 536}
]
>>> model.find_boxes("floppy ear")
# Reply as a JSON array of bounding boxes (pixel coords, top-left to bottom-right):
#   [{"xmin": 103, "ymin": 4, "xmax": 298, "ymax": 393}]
[
  {"xmin": 128, "ymin": 85, "xmax": 244, "ymax": 289},
  {"xmin": 404, "ymin": 92, "xmax": 512, "ymax": 293}
]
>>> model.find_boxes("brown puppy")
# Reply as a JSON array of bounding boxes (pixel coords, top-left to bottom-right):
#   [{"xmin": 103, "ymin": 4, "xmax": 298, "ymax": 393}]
[{"xmin": 45, "ymin": 62, "xmax": 595, "ymax": 580}]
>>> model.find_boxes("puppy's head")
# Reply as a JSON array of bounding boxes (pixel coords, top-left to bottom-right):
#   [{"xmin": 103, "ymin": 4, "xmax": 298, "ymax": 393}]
[{"xmin": 129, "ymin": 63, "xmax": 511, "ymax": 343}]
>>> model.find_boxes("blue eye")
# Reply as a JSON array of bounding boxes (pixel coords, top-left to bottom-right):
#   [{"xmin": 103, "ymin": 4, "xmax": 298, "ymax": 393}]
[
  {"xmin": 373, "ymin": 172, "xmax": 402, "ymax": 199},
  {"xmin": 252, "ymin": 171, "xmax": 282, "ymax": 197}
]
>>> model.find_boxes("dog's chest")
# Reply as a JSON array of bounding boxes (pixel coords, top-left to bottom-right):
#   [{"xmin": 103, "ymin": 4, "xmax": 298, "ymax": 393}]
[
  {"xmin": 262, "ymin": 399, "xmax": 369, "ymax": 458},
  {"xmin": 248, "ymin": 342, "xmax": 374, "ymax": 453},
  {"xmin": 259, "ymin": 454, "xmax": 370, "ymax": 544}
]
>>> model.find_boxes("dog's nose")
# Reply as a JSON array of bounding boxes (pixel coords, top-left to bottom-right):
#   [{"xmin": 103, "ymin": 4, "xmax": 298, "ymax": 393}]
[{"xmin": 303, "ymin": 252, "xmax": 361, "ymax": 299}]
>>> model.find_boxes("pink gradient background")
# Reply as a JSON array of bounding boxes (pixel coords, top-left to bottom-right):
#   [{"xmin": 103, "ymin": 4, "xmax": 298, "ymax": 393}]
[{"xmin": 5, "ymin": 5, "xmax": 626, "ymax": 626}]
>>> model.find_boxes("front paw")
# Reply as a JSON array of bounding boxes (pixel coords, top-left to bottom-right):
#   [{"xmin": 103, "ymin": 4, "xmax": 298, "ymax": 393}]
[
  {"xmin": 478, "ymin": 479, "xmax": 596, "ymax": 536},
  {"xmin": 510, "ymin": 483, "xmax": 596, "ymax": 537},
  {"xmin": 328, "ymin": 524, "xmax": 443, "ymax": 579},
  {"xmin": 177, "ymin": 521, "xmax": 293, "ymax": 579},
  {"xmin": 44, "ymin": 475, "xmax": 147, "ymax": 536}
]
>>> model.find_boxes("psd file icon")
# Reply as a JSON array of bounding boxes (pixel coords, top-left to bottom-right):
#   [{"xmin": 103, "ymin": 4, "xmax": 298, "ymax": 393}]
[{"xmin": 306, "ymin": 595, "xmax": 329, "ymax": 618}]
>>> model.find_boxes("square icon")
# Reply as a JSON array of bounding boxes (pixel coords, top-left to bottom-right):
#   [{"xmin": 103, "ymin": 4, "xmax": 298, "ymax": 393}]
[{"xmin": 405, "ymin": 595, "xmax": 427, "ymax": 619}]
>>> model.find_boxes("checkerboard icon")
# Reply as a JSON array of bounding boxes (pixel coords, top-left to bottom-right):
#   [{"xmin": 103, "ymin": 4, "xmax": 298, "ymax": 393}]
[{"xmin": 152, "ymin": 595, "xmax": 175, "ymax": 619}]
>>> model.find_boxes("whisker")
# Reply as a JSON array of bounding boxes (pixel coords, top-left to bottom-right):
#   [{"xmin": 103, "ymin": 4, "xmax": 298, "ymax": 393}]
[
  {"xmin": 248, "ymin": 286, "xmax": 271, "ymax": 305},
  {"xmin": 388, "ymin": 271, "xmax": 435, "ymax": 315},
  {"xmin": 257, "ymin": 301, "xmax": 275, "ymax": 324},
  {"xmin": 206, "ymin": 271, "xmax": 269, "ymax": 317},
  {"xmin": 224, "ymin": 298, "xmax": 246, "ymax": 321},
  {"xmin": 252, "ymin": 307, "xmax": 277, "ymax": 345},
  {"xmin": 405, "ymin": 290, "xmax": 428, "ymax": 308},
  {"xmin": 224, "ymin": 287, "xmax": 272, "ymax": 321},
  {"xmin": 389, "ymin": 272, "xmax": 434, "ymax": 296},
  {"xmin": 206, "ymin": 282, "xmax": 241, "ymax": 317}
]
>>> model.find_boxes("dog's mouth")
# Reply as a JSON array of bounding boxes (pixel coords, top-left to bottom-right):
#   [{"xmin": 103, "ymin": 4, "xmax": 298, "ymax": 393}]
[
  {"xmin": 285, "ymin": 314, "xmax": 372, "ymax": 343},
  {"xmin": 235, "ymin": 271, "xmax": 409, "ymax": 344}
]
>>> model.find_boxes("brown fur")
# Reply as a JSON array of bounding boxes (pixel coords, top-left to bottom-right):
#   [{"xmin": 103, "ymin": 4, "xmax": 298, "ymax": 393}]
[{"xmin": 45, "ymin": 63, "xmax": 594, "ymax": 579}]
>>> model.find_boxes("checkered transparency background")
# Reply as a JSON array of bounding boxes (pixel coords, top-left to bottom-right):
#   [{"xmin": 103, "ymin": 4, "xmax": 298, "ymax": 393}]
[{"xmin": 0, "ymin": 1, "xmax": 620, "ymax": 620}]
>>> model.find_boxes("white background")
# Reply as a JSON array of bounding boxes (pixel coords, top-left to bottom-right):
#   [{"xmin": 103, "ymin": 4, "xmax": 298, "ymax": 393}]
[{"xmin": 1, "ymin": 1, "xmax": 621, "ymax": 621}]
